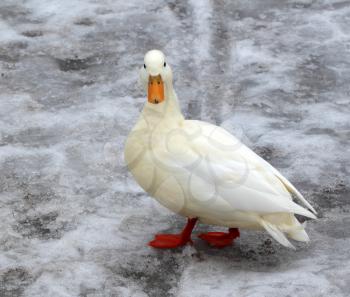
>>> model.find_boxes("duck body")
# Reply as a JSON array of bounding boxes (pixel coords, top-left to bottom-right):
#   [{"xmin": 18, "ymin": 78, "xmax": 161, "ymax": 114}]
[{"xmin": 124, "ymin": 50, "xmax": 316, "ymax": 249}]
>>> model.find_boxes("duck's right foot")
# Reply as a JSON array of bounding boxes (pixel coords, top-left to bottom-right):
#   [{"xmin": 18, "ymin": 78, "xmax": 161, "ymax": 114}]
[
  {"xmin": 148, "ymin": 218, "xmax": 198, "ymax": 249},
  {"xmin": 149, "ymin": 234, "xmax": 191, "ymax": 249},
  {"xmin": 198, "ymin": 228, "xmax": 240, "ymax": 248}
]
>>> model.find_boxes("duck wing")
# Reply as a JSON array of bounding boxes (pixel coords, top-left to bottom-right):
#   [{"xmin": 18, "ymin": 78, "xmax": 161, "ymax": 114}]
[{"xmin": 157, "ymin": 119, "xmax": 316, "ymax": 218}]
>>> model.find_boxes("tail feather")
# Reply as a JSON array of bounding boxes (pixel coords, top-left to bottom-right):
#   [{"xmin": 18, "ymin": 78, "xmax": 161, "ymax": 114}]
[
  {"xmin": 274, "ymin": 174, "xmax": 317, "ymax": 215},
  {"xmin": 288, "ymin": 222, "xmax": 310, "ymax": 242},
  {"xmin": 260, "ymin": 219, "xmax": 295, "ymax": 249},
  {"xmin": 283, "ymin": 198, "xmax": 317, "ymax": 220}
]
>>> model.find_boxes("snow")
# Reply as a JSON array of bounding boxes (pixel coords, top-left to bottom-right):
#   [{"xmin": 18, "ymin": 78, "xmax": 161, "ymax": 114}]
[{"xmin": 1, "ymin": 0, "xmax": 350, "ymax": 296}]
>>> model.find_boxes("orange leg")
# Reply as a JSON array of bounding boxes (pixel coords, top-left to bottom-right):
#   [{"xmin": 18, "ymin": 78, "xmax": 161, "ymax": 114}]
[
  {"xmin": 149, "ymin": 218, "xmax": 198, "ymax": 249},
  {"xmin": 198, "ymin": 228, "xmax": 240, "ymax": 248}
]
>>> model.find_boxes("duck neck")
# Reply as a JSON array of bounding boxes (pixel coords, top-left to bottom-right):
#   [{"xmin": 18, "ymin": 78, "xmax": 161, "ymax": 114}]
[{"xmin": 141, "ymin": 83, "xmax": 184, "ymax": 129}]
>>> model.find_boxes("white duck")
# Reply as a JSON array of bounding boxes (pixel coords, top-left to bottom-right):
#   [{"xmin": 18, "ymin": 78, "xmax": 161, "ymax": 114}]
[{"xmin": 125, "ymin": 50, "xmax": 317, "ymax": 249}]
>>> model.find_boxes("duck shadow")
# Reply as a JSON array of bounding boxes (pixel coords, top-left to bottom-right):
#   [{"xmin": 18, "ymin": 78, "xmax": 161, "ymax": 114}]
[
  {"xmin": 162, "ymin": 229, "xmax": 314, "ymax": 272},
  {"xmin": 192, "ymin": 238, "xmax": 287, "ymax": 271}
]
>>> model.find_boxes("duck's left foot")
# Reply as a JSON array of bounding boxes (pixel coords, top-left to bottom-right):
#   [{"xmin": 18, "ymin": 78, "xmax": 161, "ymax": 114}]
[{"xmin": 198, "ymin": 228, "xmax": 240, "ymax": 248}]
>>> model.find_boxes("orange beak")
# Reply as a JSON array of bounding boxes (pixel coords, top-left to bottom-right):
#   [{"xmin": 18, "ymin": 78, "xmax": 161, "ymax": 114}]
[{"xmin": 148, "ymin": 75, "xmax": 164, "ymax": 104}]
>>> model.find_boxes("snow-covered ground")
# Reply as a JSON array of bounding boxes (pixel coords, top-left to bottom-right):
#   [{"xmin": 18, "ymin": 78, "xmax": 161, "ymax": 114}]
[{"xmin": 1, "ymin": 0, "xmax": 350, "ymax": 296}]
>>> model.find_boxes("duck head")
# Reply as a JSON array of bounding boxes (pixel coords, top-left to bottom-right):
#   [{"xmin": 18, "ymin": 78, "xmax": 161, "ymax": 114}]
[{"xmin": 140, "ymin": 50, "xmax": 173, "ymax": 104}]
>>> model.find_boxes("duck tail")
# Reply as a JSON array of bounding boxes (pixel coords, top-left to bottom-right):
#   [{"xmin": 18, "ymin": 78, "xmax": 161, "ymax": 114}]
[
  {"xmin": 259, "ymin": 219, "xmax": 295, "ymax": 249},
  {"xmin": 274, "ymin": 174, "xmax": 317, "ymax": 215},
  {"xmin": 287, "ymin": 221, "xmax": 310, "ymax": 242}
]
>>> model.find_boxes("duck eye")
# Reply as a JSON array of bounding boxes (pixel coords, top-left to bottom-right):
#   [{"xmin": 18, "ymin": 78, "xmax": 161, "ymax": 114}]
[
  {"xmin": 164, "ymin": 62, "xmax": 166, "ymax": 67},
  {"xmin": 144, "ymin": 64, "xmax": 146, "ymax": 69}
]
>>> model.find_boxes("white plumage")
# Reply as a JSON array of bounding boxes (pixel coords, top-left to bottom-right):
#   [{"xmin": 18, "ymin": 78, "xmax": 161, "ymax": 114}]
[{"xmin": 125, "ymin": 50, "xmax": 317, "ymax": 248}]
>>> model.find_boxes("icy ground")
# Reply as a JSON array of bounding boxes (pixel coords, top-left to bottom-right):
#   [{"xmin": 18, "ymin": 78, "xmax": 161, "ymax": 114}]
[{"xmin": 0, "ymin": 0, "xmax": 350, "ymax": 296}]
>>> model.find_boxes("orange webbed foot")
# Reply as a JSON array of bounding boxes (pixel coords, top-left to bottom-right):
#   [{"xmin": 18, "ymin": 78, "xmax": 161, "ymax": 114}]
[
  {"xmin": 148, "ymin": 234, "xmax": 192, "ymax": 249},
  {"xmin": 148, "ymin": 218, "xmax": 197, "ymax": 249},
  {"xmin": 198, "ymin": 228, "xmax": 240, "ymax": 248}
]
